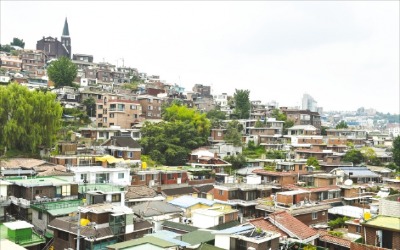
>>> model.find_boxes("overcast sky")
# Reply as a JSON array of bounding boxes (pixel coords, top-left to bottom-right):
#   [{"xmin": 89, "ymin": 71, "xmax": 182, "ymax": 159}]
[{"xmin": 1, "ymin": 1, "xmax": 399, "ymax": 114}]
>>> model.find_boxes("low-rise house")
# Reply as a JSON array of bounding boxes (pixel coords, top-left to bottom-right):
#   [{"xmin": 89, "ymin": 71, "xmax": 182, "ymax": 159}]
[
  {"xmin": 168, "ymin": 195, "xmax": 217, "ymax": 218},
  {"xmin": 0, "ymin": 221, "xmax": 45, "ymax": 250},
  {"xmin": 30, "ymin": 199, "xmax": 82, "ymax": 237},
  {"xmin": 125, "ymin": 185, "xmax": 164, "ymax": 206},
  {"xmin": 101, "ymin": 136, "xmax": 142, "ymax": 163},
  {"xmin": 213, "ymin": 225, "xmax": 280, "ymax": 250},
  {"xmin": 131, "ymin": 168, "xmax": 189, "ymax": 187},
  {"xmin": 136, "ymin": 94, "xmax": 163, "ymax": 119},
  {"xmin": 316, "ymin": 229, "xmax": 352, "ymax": 250},
  {"xmin": 213, "ymin": 183, "xmax": 274, "ymax": 218},
  {"xmin": 96, "ymin": 98, "xmax": 143, "ymax": 128},
  {"xmin": 249, "ymin": 211, "xmax": 319, "ymax": 244},
  {"xmin": 361, "ymin": 215, "xmax": 400, "ymax": 249},
  {"xmin": 275, "ymin": 161, "xmax": 308, "ymax": 173},
  {"xmin": 6, "ymin": 176, "xmax": 78, "ymax": 221},
  {"xmin": 131, "ymin": 201, "xmax": 183, "ymax": 232},
  {"xmin": 0, "ymin": 55, "xmax": 22, "ymax": 72},
  {"xmin": 106, "ymin": 235, "xmax": 180, "ymax": 250},
  {"xmin": 252, "ymin": 169, "xmax": 298, "ymax": 186},
  {"xmin": 70, "ymin": 166, "xmax": 131, "ymax": 186},
  {"xmin": 330, "ymin": 167, "xmax": 381, "ymax": 184},
  {"xmin": 49, "ymin": 203, "xmax": 150, "ymax": 250},
  {"xmin": 0, "ymin": 180, "xmax": 11, "ymax": 222},
  {"xmin": 189, "ymin": 149, "xmax": 231, "ymax": 173},
  {"xmin": 79, "ymin": 126, "xmax": 141, "ymax": 141},
  {"xmin": 78, "ymin": 183, "xmax": 126, "ymax": 206},
  {"xmin": 161, "ymin": 186, "xmax": 199, "ymax": 201},
  {"xmin": 191, "ymin": 206, "xmax": 239, "ymax": 229},
  {"xmin": 209, "ymin": 128, "xmax": 227, "ymax": 144},
  {"xmin": 319, "ymin": 156, "xmax": 353, "ymax": 172},
  {"xmin": 286, "ymin": 125, "xmax": 319, "ymax": 136}
]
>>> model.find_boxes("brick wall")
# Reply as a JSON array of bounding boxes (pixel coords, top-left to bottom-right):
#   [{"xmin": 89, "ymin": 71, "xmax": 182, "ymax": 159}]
[
  {"xmin": 350, "ymin": 241, "xmax": 389, "ymax": 250},
  {"xmin": 364, "ymin": 227, "xmax": 400, "ymax": 249},
  {"xmin": 214, "ymin": 189, "xmax": 229, "ymax": 201},
  {"xmin": 295, "ymin": 210, "xmax": 327, "ymax": 226}
]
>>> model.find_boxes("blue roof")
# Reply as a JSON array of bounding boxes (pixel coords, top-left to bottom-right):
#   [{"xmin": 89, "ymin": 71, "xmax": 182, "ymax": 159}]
[
  {"xmin": 168, "ymin": 195, "xmax": 216, "ymax": 208},
  {"xmin": 334, "ymin": 167, "xmax": 380, "ymax": 178},
  {"xmin": 147, "ymin": 230, "xmax": 190, "ymax": 247},
  {"xmin": 216, "ymin": 225, "xmax": 254, "ymax": 234}
]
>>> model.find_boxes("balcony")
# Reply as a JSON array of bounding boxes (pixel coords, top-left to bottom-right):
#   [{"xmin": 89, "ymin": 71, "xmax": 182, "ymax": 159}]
[
  {"xmin": 0, "ymin": 196, "xmax": 11, "ymax": 206},
  {"xmin": 109, "ymin": 108, "xmax": 125, "ymax": 112}
]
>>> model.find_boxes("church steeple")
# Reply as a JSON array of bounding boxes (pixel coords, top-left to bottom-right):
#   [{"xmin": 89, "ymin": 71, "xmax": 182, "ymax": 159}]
[{"xmin": 62, "ymin": 17, "xmax": 70, "ymax": 37}]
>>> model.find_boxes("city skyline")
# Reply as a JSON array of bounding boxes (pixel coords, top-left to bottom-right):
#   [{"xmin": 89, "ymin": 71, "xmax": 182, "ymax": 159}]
[{"xmin": 1, "ymin": 1, "xmax": 399, "ymax": 114}]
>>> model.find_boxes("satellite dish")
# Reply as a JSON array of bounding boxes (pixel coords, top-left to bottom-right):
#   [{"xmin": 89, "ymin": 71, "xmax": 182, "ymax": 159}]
[{"xmin": 344, "ymin": 179, "xmax": 353, "ymax": 186}]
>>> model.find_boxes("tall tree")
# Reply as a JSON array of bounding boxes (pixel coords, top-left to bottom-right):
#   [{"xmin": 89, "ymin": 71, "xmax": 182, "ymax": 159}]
[
  {"xmin": 83, "ymin": 97, "xmax": 96, "ymax": 117},
  {"xmin": 224, "ymin": 120, "xmax": 243, "ymax": 146},
  {"xmin": 224, "ymin": 153, "xmax": 247, "ymax": 170},
  {"xmin": 10, "ymin": 37, "xmax": 25, "ymax": 48},
  {"xmin": 0, "ymin": 83, "xmax": 62, "ymax": 154},
  {"xmin": 336, "ymin": 120, "xmax": 348, "ymax": 129},
  {"xmin": 343, "ymin": 149, "xmax": 364, "ymax": 165},
  {"xmin": 393, "ymin": 136, "xmax": 400, "ymax": 167},
  {"xmin": 233, "ymin": 89, "xmax": 250, "ymax": 119},
  {"xmin": 163, "ymin": 104, "xmax": 211, "ymax": 139},
  {"xmin": 47, "ymin": 56, "xmax": 78, "ymax": 87}
]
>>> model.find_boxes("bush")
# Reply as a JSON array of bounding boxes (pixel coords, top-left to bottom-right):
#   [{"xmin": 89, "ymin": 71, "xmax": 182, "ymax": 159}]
[{"xmin": 328, "ymin": 231, "xmax": 344, "ymax": 238}]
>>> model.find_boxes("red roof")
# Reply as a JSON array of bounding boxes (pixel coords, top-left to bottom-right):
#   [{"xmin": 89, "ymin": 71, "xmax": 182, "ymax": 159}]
[
  {"xmin": 249, "ymin": 217, "xmax": 288, "ymax": 237},
  {"xmin": 267, "ymin": 211, "xmax": 318, "ymax": 240},
  {"xmin": 318, "ymin": 230, "xmax": 351, "ymax": 248},
  {"xmin": 252, "ymin": 169, "xmax": 297, "ymax": 176}
]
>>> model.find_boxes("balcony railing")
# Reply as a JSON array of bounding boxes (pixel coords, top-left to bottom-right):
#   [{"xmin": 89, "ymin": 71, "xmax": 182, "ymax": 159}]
[{"xmin": 0, "ymin": 196, "xmax": 11, "ymax": 206}]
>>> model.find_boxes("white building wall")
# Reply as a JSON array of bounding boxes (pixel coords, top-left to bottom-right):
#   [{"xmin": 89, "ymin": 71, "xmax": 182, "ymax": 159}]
[
  {"xmin": 192, "ymin": 213, "xmax": 218, "ymax": 229},
  {"xmin": 215, "ymin": 234, "xmax": 231, "ymax": 249}
]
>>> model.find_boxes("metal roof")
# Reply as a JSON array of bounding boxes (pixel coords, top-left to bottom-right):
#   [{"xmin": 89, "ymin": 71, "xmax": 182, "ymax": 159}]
[{"xmin": 168, "ymin": 195, "xmax": 216, "ymax": 208}]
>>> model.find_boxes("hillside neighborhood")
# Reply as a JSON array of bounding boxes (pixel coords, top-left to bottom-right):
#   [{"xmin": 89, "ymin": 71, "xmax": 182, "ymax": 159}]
[{"xmin": 0, "ymin": 18, "xmax": 400, "ymax": 250}]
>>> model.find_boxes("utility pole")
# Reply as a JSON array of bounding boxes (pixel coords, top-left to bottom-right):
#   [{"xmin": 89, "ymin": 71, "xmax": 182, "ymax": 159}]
[{"xmin": 77, "ymin": 208, "xmax": 81, "ymax": 250}]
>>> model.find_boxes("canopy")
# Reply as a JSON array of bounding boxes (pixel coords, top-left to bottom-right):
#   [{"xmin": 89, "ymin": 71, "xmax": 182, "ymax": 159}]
[{"xmin": 95, "ymin": 155, "xmax": 125, "ymax": 164}]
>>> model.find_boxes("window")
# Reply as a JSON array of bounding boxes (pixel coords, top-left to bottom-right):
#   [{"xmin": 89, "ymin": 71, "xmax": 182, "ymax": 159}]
[
  {"xmin": 38, "ymin": 211, "xmax": 43, "ymax": 220},
  {"xmin": 62, "ymin": 185, "xmax": 71, "ymax": 196},
  {"xmin": 312, "ymin": 212, "xmax": 318, "ymax": 220},
  {"xmin": 58, "ymin": 231, "xmax": 69, "ymax": 241},
  {"xmin": 97, "ymin": 114, "xmax": 103, "ymax": 118},
  {"xmin": 112, "ymin": 194, "xmax": 121, "ymax": 202},
  {"xmin": 109, "ymin": 113, "xmax": 114, "ymax": 118},
  {"xmin": 118, "ymin": 173, "xmax": 124, "ymax": 179},
  {"xmin": 329, "ymin": 179, "xmax": 334, "ymax": 185},
  {"xmin": 299, "ymin": 165, "xmax": 303, "ymax": 171},
  {"xmin": 130, "ymin": 105, "xmax": 137, "ymax": 110},
  {"xmin": 167, "ymin": 173, "xmax": 173, "ymax": 180},
  {"xmin": 153, "ymin": 174, "xmax": 158, "ymax": 180},
  {"xmin": 117, "ymin": 151, "xmax": 123, "ymax": 157},
  {"xmin": 139, "ymin": 175, "xmax": 145, "ymax": 181},
  {"xmin": 217, "ymin": 132, "xmax": 222, "ymax": 136},
  {"xmin": 219, "ymin": 216, "xmax": 224, "ymax": 224},
  {"xmin": 81, "ymin": 174, "xmax": 87, "ymax": 181},
  {"xmin": 356, "ymin": 226, "xmax": 361, "ymax": 233},
  {"xmin": 35, "ymin": 189, "xmax": 42, "ymax": 195},
  {"xmin": 218, "ymin": 190, "xmax": 223, "ymax": 196},
  {"xmin": 127, "ymin": 152, "xmax": 133, "ymax": 158}
]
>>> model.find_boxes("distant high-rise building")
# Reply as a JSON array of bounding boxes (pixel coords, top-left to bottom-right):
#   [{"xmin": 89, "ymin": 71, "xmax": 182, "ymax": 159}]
[
  {"xmin": 302, "ymin": 93, "xmax": 318, "ymax": 112},
  {"xmin": 36, "ymin": 17, "xmax": 71, "ymax": 59}
]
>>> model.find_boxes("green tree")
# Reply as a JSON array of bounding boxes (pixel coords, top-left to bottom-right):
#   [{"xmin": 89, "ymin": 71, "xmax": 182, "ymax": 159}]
[
  {"xmin": 140, "ymin": 119, "xmax": 207, "ymax": 166},
  {"xmin": 10, "ymin": 37, "xmax": 25, "ymax": 48},
  {"xmin": 361, "ymin": 146, "xmax": 377, "ymax": 164},
  {"xmin": 336, "ymin": 120, "xmax": 348, "ymax": 129},
  {"xmin": 206, "ymin": 109, "xmax": 226, "ymax": 121},
  {"xmin": 0, "ymin": 83, "xmax": 62, "ymax": 154},
  {"xmin": 0, "ymin": 44, "xmax": 12, "ymax": 53},
  {"xmin": 254, "ymin": 119, "xmax": 264, "ymax": 128},
  {"xmin": 343, "ymin": 149, "xmax": 364, "ymax": 165},
  {"xmin": 47, "ymin": 56, "xmax": 78, "ymax": 87},
  {"xmin": 393, "ymin": 136, "xmax": 400, "ymax": 167},
  {"xmin": 233, "ymin": 89, "xmax": 250, "ymax": 119},
  {"xmin": 321, "ymin": 126, "xmax": 328, "ymax": 136},
  {"xmin": 224, "ymin": 120, "xmax": 243, "ymax": 146},
  {"xmin": 386, "ymin": 162, "xmax": 399, "ymax": 173},
  {"xmin": 224, "ymin": 153, "xmax": 247, "ymax": 170},
  {"xmin": 307, "ymin": 156, "xmax": 320, "ymax": 170},
  {"xmin": 163, "ymin": 104, "xmax": 211, "ymax": 139},
  {"xmin": 83, "ymin": 97, "xmax": 96, "ymax": 117}
]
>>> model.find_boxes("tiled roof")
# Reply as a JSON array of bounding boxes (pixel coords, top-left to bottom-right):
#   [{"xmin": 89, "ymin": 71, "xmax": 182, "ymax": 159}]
[
  {"xmin": 252, "ymin": 169, "xmax": 297, "ymax": 176},
  {"xmin": 181, "ymin": 229, "xmax": 216, "ymax": 245},
  {"xmin": 195, "ymin": 184, "xmax": 214, "ymax": 193},
  {"xmin": 125, "ymin": 185, "xmax": 158, "ymax": 199},
  {"xmin": 162, "ymin": 186, "xmax": 198, "ymax": 196},
  {"xmin": 248, "ymin": 218, "xmax": 288, "ymax": 237},
  {"xmin": 36, "ymin": 169, "xmax": 74, "ymax": 177},
  {"xmin": 102, "ymin": 136, "xmax": 141, "ymax": 148},
  {"xmin": 131, "ymin": 201, "xmax": 182, "ymax": 217},
  {"xmin": 267, "ymin": 211, "xmax": 318, "ymax": 240},
  {"xmin": 318, "ymin": 230, "xmax": 352, "ymax": 248},
  {"xmin": 162, "ymin": 221, "xmax": 199, "ymax": 233}
]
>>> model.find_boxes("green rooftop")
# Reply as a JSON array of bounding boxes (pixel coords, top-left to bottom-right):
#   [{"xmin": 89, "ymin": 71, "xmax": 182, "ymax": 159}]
[
  {"xmin": 363, "ymin": 215, "xmax": 400, "ymax": 231},
  {"xmin": 0, "ymin": 222, "xmax": 45, "ymax": 247},
  {"xmin": 182, "ymin": 230, "xmax": 215, "ymax": 245},
  {"xmin": 31, "ymin": 199, "xmax": 83, "ymax": 216},
  {"xmin": 5, "ymin": 176, "xmax": 71, "ymax": 187},
  {"xmin": 107, "ymin": 235, "xmax": 178, "ymax": 249},
  {"xmin": 78, "ymin": 183, "xmax": 125, "ymax": 193}
]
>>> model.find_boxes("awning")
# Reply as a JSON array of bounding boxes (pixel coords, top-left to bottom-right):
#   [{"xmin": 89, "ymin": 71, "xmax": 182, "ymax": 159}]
[{"xmin": 95, "ymin": 155, "xmax": 125, "ymax": 164}]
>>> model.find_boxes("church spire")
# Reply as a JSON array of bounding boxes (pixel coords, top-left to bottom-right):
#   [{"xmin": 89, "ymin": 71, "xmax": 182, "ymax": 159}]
[{"xmin": 62, "ymin": 17, "xmax": 70, "ymax": 37}]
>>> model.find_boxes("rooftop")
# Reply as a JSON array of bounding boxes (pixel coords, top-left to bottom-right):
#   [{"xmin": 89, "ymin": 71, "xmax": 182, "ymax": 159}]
[
  {"xmin": 30, "ymin": 199, "xmax": 82, "ymax": 216},
  {"xmin": 362, "ymin": 215, "xmax": 400, "ymax": 231},
  {"xmin": 5, "ymin": 176, "xmax": 71, "ymax": 187},
  {"xmin": 168, "ymin": 195, "xmax": 216, "ymax": 208},
  {"xmin": 78, "ymin": 183, "xmax": 125, "ymax": 193},
  {"xmin": 181, "ymin": 229, "xmax": 215, "ymax": 245},
  {"xmin": 328, "ymin": 206, "xmax": 370, "ymax": 219},
  {"xmin": 0, "ymin": 222, "xmax": 45, "ymax": 247}
]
